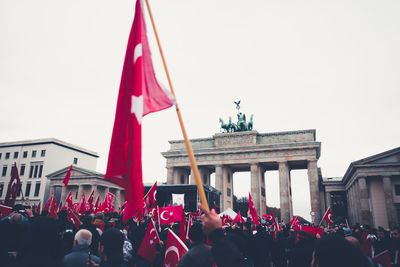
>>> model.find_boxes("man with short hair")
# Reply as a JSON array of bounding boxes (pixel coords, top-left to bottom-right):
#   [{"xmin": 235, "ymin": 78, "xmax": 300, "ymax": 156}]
[{"xmin": 62, "ymin": 229, "xmax": 101, "ymax": 267}]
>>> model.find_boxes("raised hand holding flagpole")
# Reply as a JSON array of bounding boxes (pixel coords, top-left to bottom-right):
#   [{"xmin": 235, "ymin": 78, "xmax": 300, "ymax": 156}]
[{"xmin": 143, "ymin": 0, "xmax": 209, "ymax": 212}]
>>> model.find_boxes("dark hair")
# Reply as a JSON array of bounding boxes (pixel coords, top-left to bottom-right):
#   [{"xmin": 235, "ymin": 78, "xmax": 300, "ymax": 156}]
[
  {"xmin": 100, "ymin": 228, "xmax": 124, "ymax": 263},
  {"xmin": 314, "ymin": 236, "xmax": 364, "ymax": 267},
  {"xmin": 189, "ymin": 223, "xmax": 205, "ymax": 243}
]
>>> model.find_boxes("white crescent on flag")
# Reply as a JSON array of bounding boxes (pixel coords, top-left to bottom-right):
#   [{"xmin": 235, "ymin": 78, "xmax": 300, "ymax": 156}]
[
  {"xmin": 160, "ymin": 210, "xmax": 170, "ymax": 221},
  {"xmin": 165, "ymin": 245, "xmax": 180, "ymax": 261}
]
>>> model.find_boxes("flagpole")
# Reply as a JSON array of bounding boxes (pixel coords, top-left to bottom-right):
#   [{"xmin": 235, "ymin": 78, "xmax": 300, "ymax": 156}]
[
  {"xmin": 319, "ymin": 208, "xmax": 329, "ymax": 227},
  {"xmin": 144, "ymin": 0, "xmax": 209, "ymax": 212}
]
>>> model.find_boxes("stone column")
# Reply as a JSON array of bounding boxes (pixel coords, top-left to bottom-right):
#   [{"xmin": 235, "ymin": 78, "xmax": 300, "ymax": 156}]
[
  {"xmin": 103, "ymin": 186, "xmax": 110, "ymax": 202},
  {"xmin": 325, "ymin": 191, "xmax": 331, "ymax": 210},
  {"xmin": 215, "ymin": 165, "xmax": 224, "ymax": 211},
  {"xmin": 358, "ymin": 177, "xmax": 371, "ymax": 225},
  {"xmin": 167, "ymin": 167, "xmax": 174, "ymax": 184},
  {"xmin": 308, "ymin": 160, "xmax": 321, "ymax": 224},
  {"xmin": 251, "ymin": 163, "xmax": 261, "ymax": 214},
  {"xmin": 91, "ymin": 185, "xmax": 98, "ymax": 199},
  {"xmin": 77, "ymin": 185, "xmax": 83, "ymax": 201},
  {"xmin": 382, "ymin": 176, "xmax": 396, "ymax": 227},
  {"xmin": 61, "ymin": 186, "xmax": 67, "ymax": 202},
  {"xmin": 223, "ymin": 166, "xmax": 233, "ymax": 211},
  {"xmin": 190, "ymin": 168, "xmax": 196, "ymax": 184},
  {"xmin": 259, "ymin": 166, "xmax": 266, "ymax": 215},
  {"xmin": 279, "ymin": 162, "xmax": 291, "ymax": 223}
]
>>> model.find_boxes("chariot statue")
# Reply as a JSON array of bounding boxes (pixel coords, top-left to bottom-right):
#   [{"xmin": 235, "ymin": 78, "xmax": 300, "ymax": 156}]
[{"xmin": 219, "ymin": 101, "xmax": 254, "ymax": 133}]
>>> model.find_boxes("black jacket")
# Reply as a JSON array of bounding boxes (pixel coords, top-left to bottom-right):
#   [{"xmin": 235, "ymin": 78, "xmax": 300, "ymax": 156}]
[{"xmin": 178, "ymin": 242, "xmax": 214, "ymax": 267}]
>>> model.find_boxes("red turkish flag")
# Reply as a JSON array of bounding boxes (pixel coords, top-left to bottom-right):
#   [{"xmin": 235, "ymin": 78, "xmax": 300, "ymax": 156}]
[
  {"xmin": 248, "ymin": 193, "xmax": 260, "ymax": 226},
  {"xmin": 144, "ymin": 181, "xmax": 157, "ymax": 209},
  {"xmin": 101, "ymin": 193, "xmax": 114, "ymax": 213},
  {"xmin": 93, "ymin": 195, "xmax": 100, "ymax": 213},
  {"xmin": 372, "ymin": 250, "xmax": 392, "ymax": 267},
  {"xmin": 322, "ymin": 207, "xmax": 334, "ymax": 225},
  {"xmin": 290, "ymin": 216, "xmax": 301, "ymax": 231},
  {"xmin": 5, "ymin": 163, "xmax": 21, "ymax": 207},
  {"xmin": 44, "ymin": 192, "xmax": 55, "ymax": 211},
  {"xmin": 63, "ymin": 165, "xmax": 73, "ymax": 186},
  {"xmin": 234, "ymin": 211, "xmax": 245, "ymax": 224},
  {"xmin": 137, "ymin": 220, "xmax": 160, "ymax": 262},
  {"xmin": 104, "ymin": 0, "xmax": 174, "ymax": 219},
  {"xmin": 87, "ymin": 190, "xmax": 94, "ymax": 212},
  {"xmin": 76, "ymin": 192, "xmax": 86, "ymax": 215},
  {"xmin": 35, "ymin": 201, "xmax": 41, "ymax": 214},
  {"xmin": 49, "ymin": 196, "xmax": 58, "ymax": 219},
  {"xmin": 65, "ymin": 191, "xmax": 73, "ymax": 209},
  {"xmin": 0, "ymin": 204, "xmax": 12, "ymax": 218},
  {"xmin": 158, "ymin": 205, "xmax": 185, "ymax": 241},
  {"xmin": 262, "ymin": 214, "xmax": 275, "ymax": 223},
  {"xmin": 68, "ymin": 210, "xmax": 81, "ymax": 230},
  {"xmin": 164, "ymin": 229, "xmax": 188, "ymax": 267}
]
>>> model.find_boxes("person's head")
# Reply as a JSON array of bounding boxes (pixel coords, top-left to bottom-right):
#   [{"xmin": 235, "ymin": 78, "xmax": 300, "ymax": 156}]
[
  {"xmin": 312, "ymin": 236, "xmax": 363, "ymax": 267},
  {"xmin": 74, "ymin": 229, "xmax": 92, "ymax": 247},
  {"xmin": 9, "ymin": 212, "xmax": 23, "ymax": 224},
  {"xmin": 189, "ymin": 223, "xmax": 205, "ymax": 243},
  {"xmin": 99, "ymin": 228, "xmax": 124, "ymax": 263},
  {"xmin": 391, "ymin": 227, "xmax": 400, "ymax": 240}
]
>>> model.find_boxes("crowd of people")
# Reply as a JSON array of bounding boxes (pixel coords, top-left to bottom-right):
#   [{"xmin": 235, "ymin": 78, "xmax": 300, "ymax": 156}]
[{"xmin": 0, "ymin": 202, "xmax": 399, "ymax": 267}]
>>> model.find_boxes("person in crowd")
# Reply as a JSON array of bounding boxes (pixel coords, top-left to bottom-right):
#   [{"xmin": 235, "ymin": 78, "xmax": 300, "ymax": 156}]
[
  {"xmin": 390, "ymin": 227, "xmax": 400, "ymax": 267},
  {"xmin": 63, "ymin": 229, "xmax": 101, "ymax": 267},
  {"xmin": 178, "ymin": 222, "xmax": 214, "ymax": 267},
  {"xmin": 98, "ymin": 228, "xmax": 127, "ymax": 267},
  {"xmin": 80, "ymin": 214, "xmax": 101, "ymax": 256}
]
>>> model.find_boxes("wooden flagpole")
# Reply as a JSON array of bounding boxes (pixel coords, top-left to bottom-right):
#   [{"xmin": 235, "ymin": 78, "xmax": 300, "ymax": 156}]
[{"xmin": 144, "ymin": 0, "xmax": 210, "ymax": 212}]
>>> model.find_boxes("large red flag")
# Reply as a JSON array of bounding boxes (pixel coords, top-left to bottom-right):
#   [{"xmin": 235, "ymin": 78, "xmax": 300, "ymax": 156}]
[
  {"xmin": 164, "ymin": 229, "xmax": 188, "ymax": 267},
  {"xmin": 104, "ymin": 0, "xmax": 174, "ymax": 219},
  {"xmin": 76, "ymin": 192, "xmax": 86, "ymax": 215},
  {"xmin": 248, "ymin": 193, "xmax": 260, "ymax": 226},
  {"xmin": 137, "ymin": 220, "xmax": 160, "ymax": 262},
  {"xmin": 87, "ymin": 190, "xmax": 95, "ymax": 212},
  {"xmin": 101, "ymin": 193, "xmax": 114, "ymax": 213},
  {"xmin": 5, "ymin": 163, "xmax": 21, "ymax": 207},
  {"xmin": 0, "ymin": 204, "xmax": 12, "ymax": 218},
  {"xmin": 322, "ymin": 207, "xmax": 334, "ymax": 225},
  {"xmin": 63, "ymin": 165, "xmax": 73, "ymax": 186}
]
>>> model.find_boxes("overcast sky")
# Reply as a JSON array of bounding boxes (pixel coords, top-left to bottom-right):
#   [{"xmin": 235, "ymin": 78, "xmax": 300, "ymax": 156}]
[{"xmin": 1, "ymin": 0, "xmax": 399, "ymax": 220}]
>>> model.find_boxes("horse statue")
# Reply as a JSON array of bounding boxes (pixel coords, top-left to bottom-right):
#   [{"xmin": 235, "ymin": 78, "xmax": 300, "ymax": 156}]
[
  {"xmin": 227, "ymin": 116, "xmax": 237, "ymax": 132},
  {"xmin": 219, "ymin": 118, "xmax": 230, "ymax": 132},
  {"xmin": 247, "ymin": 114, "xmax": 254, "ymax": 131},
  {"xmin": 236, "ymin": 112, "xmax": 248, "ymax": 131}
]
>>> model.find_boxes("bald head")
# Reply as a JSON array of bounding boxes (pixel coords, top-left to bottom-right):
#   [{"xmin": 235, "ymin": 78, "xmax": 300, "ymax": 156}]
[
  {"xmin": 345, "ymin": 236, "xmax": 360, "ymax": 249},
  {"xmin": 10, "ymin": 213, "xmax": 23, "ymax": 224},
  {"xmin": 75, "ymin": 229, "xmax": 92, "ymax": 246}
]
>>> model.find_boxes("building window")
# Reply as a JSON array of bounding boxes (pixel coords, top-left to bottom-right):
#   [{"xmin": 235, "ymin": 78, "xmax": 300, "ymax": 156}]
[
  {"xmin": 25, "ymin": 183, "xmax": 31, "ymax": 197},
  {"xmin": 73, "ymin": 157, "xmax": 78, "ymax": 164},
  {"xmin": 395, "ymin": 184, "xmax": 400, "ymax": 196},
  {"xmin": 227, "ymin": 174, "xmax": 231, "ymax": 183},
  {"xmin": 39, "ymin": 165, "xmax": 43, "ymax": 178},
  {"xmin": 2, "ymin": 166, "xmax": 7, "ymax": 177},
  {"xmin": 75, "ymin": 191, "xmax": 78, "ymax": 199},
  {"xmin": 227, "ymin": 188, "xmax": 231, "ymax": 197},
  {"xmin": 203, "ymin": 174, "xmax": 207, "ymax": 184},
  {"xmin": 41, "ymin": 150, "xmax": 46, "ymax": 157},
  {"xmin": 5, "ymin": 152, "xmax": 10, "ymax": 159},
  {"xmin": 13, "ymin": 152, "xmax": 18, "ymax": 159},
  {"xmin": 29, "ymin": 165, "xmax": 34, "ymax": 178},
  {"xmin": 0, "ymin": 184, "xmax": 3, "ymax": 197},
  {"xmin": 18, "ymin": 183, "xmax": 22, "ymax": 197},
  {"xmin": 180, "ymin": 175, "xmax": 185, "ymax": 184},
  {"xmin": 34, "ymin": 183, "xmax": 40, "ymax": 197},
  {"xmin": 23, "ymin": 151, "xmax": 28, "ymax": 158},
  {"xmin": 0, "ymin": 153, "xmax": 2, "ymax": 159},
  {"xmin": 20, "ymin": 164, "xmax": 25, "ymax": 176},
  {"xmin": 34, "ymin": 165, "xmax": 38, "ymax": 178},
  {"xmin": 32, "ymin": 151, "xmax": 36, "ymax": 158}
]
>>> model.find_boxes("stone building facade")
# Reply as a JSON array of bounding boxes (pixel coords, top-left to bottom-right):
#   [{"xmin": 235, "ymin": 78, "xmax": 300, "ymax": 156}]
[
  {"xmin": 162, "ymin": 129, "xmax": 323, "ymax": 223},
  {"xmin": 47, "ymin": 165, "xmax": 124, "ymax": 210},
  {"xmin": 322, "ymin": 147, "xmax": 400, "ymax": 228}
]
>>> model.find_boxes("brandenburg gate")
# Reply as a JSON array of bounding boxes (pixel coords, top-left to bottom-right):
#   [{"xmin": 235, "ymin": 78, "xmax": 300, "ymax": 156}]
[{"xmin": 162, "ymin": 129, "xmax": 323, "ymax": 223}]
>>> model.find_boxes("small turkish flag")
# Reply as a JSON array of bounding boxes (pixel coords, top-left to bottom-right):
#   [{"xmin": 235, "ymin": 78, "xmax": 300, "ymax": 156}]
[
  {"xmin": 137, "ymin": 220, "xmax": 160, "ymax": 262},
  {"xmin": 44, "ymin": 192, "xmax": 55, "ymax": 211},
  {"xmin": 248, "ymin": 193, "xmax": 260, "ymax": 226},
  {"xmin": 322, "ymin": 207, "xmax": 334, "ymax": 225},
  {"xmin": 234, "ymin": 211, "xmax": 245, "ymax": 224},
  {"xmin": 372, "ymin": 250, "xmax": 392, "ymax": 267},
  {"xmin": 35, "ymin": 201, "xmax": 41, "ymax": 214},
  {"xmin": 68, "ymin": 210, "xmax": 81, "ymax": 230},
  {"xmin": 158, "ymin": 205, "xmax": 184, "ymax": 225},
  {"xmin": 65, "ymin": 191, "xmax": 73, "ymax": 209},
  {"xmin": 164, "ymin": 229, "xmax": 188, "ymax": 267},
  {"xmin": 76, "ymin": 192, "xmax": 86, "ymax": 215},
  {"xmin": 49, "ymin": 196, "xmax": 58, "ymax": 219},
  {"xmin": 262, "ymin": 214, "xmax": 275, "ymax": 222},
  {"xmin": 290, "ymin": 216, "xmax": 301, "ymax": 231},
  {"xmin": 63, "ymin": 165, "xmax": 73, "ymax": 186},
  {"xmin": 5, "ymin": 163, "xmax": 21, "ymax": 207},
  {"xmin": 104, "ymin": 0, "xmax": 174, "ymax": 220},
  {"xmin": 145, "ymin": 181, "xmax": 157, "ymax": 209}
]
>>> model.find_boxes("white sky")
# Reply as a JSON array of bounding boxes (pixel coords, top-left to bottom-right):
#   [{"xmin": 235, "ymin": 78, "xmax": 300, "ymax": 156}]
[{"xmin": 1, "ymin": 0, "xmax": 399, "ymax": 220}]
